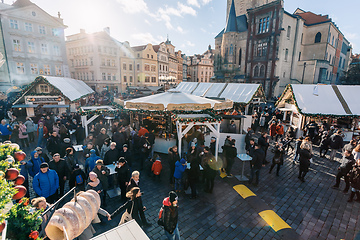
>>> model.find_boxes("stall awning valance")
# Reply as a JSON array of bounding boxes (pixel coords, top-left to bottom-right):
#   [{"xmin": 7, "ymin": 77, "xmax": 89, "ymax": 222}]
[
  {"xmin": 12, "ymin": 104, "xmax": 38, "ymax": 108},
  {"xmin": 42, "ymin": 105, "xmax": 69, "ymax": 108}
]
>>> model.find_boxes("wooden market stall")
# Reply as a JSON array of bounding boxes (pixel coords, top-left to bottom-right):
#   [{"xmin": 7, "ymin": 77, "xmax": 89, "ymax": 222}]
[
  {"xmin": 124, "ymin": 89, "xmax": 233, "ymax": 159},
  {"xmin": 12, "ymin": 76, "xmax": 94, "ymax": 117},
  {"xmin": 276, "ymin": 84, "xmax": 360, "ymax": 141}
]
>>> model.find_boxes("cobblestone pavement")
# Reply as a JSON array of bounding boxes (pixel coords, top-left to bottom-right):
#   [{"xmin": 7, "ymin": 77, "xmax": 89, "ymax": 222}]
[{"xmin": 21, "ymin": 139, "xmax": 360, "ymax": 240}]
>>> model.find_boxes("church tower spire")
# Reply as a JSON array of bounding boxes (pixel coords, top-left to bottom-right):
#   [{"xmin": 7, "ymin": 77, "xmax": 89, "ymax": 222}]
[{"xmin": 225, "ymin": 0, "xmax": 237, "ymax": 33}]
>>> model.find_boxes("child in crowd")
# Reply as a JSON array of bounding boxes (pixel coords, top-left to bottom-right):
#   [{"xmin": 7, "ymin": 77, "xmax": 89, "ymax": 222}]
[{"xmin": 151, "ymin": 155, "xmax": 163, "ymax": 181}]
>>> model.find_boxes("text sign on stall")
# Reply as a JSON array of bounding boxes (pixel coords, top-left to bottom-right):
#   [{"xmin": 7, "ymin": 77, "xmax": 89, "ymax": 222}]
[
  {"xmin": 25, "ymin": 96, "xmax": 63, "ymax": 104},
  {"xmin": 125, "ymin": 102, "xmax": 165, "ymax": 111}
]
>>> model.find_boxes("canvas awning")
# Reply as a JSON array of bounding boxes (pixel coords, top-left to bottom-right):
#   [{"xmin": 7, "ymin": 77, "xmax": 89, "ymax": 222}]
[
  {"xmin": 276, "ymin": 84, "xmax": 360, "ymax": 117},
  {"xmin": 125, "ymin": 89, "xmax": 233, "ymax": 111},
  {"xmin": 12, "ymin": 104, "xmax": 38, "ymax": 108}
]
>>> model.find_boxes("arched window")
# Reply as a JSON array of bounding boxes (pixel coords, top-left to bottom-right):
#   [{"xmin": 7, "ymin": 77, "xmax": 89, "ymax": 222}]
[
  {"xmin": 229, "ymin": 44, "xmax": 233, "ymax": 55},
  {"xmin": 254, "ymin": 65, "xmax": 260, "ymax": 77},
  {"xmin": 239, "ymin": 49, "xmax": 242, "ymax": 65},
  {"xmin": 315, "ymin": 32, "xmax": 321, "ymax": 43},
  {"xmin": 260, "ymin": 65, "xmax": 265, "ymax": 77}
]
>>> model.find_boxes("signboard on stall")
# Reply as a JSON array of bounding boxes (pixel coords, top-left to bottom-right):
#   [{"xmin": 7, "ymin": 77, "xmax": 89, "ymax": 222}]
[{"xmin": 25, "ymin": 96, "xmax": 64, "ymax": 104}]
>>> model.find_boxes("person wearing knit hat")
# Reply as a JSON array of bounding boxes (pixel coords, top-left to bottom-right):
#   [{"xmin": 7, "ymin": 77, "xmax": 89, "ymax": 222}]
[
  {"xmin": 161, "ymin": 191, "xmax": 180, "ymax": 239},
  {"xmin": 93, "ymin": 159, "xmax": 110, "ymax": 206},
  {"xmin": 86, "ymin": 171, "xmax": 103, "ymax": 195},
  {"xmin": 40, "ymin": 162, "xmax": 49, "ymax": 168},
  {"xmin": 174, "ymin": 158, "xmax": 187, "ymax": 193},
  {"xmin": 32, "ymin": 161, "xmax": 59, "ymax": 204}
]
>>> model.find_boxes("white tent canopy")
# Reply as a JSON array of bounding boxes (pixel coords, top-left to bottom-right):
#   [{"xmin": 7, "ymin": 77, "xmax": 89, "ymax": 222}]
[
  {"xmin": 277, "ymin": 84, "xmax": 360, "ymax": 116},
  {"xmin": 125, "ymin": 90, "xmax": 232, "ymax": 111},
  {"xmin": 175, "ymin": 82, "xmax": 264, "ymax": 104}
]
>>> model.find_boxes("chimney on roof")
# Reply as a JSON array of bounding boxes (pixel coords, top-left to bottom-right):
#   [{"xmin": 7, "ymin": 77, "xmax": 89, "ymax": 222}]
[
  {"xmin": 58, "ymin": 11, "xmax": 61, "ymax": 18},
  {"xmin": 80, "ymin": 29, "xmax": 85, "ymax": 34},
  {"xmin": 103, "ymin": 27, "xmax": 110, "ymax": 35}
]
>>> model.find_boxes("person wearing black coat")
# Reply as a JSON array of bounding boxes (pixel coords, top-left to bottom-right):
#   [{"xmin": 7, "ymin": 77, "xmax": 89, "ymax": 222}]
[
  {"xmin": 104, "ymin": 142, "xmax": 120, "ymax": 165},
  {"xmin": 168, "ymin": 146, "xmax": 180, "ymax": 184},
  {"xmin": 258, "ymin": 132, "xmax": 270, "ymax": 164},
  {"xmin": 248, "ymin": 144, "xmax": 265, "ymax": 186},
  {"xmin": 49, "ymin": 153, "xmax": 70, "ymax": 198},
  {"xmin": 347, "ymin": 161, "xmax": 360, "ymax": 202},
  {"xmin": 120, "ymin": 144, "xmax": 133, "ymax": 167},
  {"xmin": 162, "ymin": 191, "xmax": 180, "ymax": 239},
  {"xmin": 332, "ymin": 150, "xmax": 355, "ymax": 193},
  {"xmin": 329, "ymin": 130, "xmax": 344, "ymax": 161},
  {"xmin": 112, "ymin": 127, "xmax": 127, "ymax": 150},
  {"xmin": 225, "ymin": 140, "xmax": 237, "ymax": 177},
  {"xmin": 75, "ymin": 124, "xmax": 85, "ymax": 145},
  {"xmin": 209, "ymin": 137, "xmax": 216, "ymax": 155},
  {"xmin": 319, "ymin": 132, "xmax": 330, "ymax": 158},
  {"xmin": 186, "ymin": 145, "xmax": 200, "ymax": 199},
  {"xmin": 115, "ymin": 158, "xmax": 131, "ymax": 201},
  {"xmin": 201, "ymin": 147, "xmax": 217, "ymax": 193},
  {"xmin": 111, "ymin": 187, "xmax": 149, "ymax": 227},
  {"xmin": 46, "ymin": 131, "xmax": 61, "ymax": 156},
  {"xmin": 35, "ymin": 147, "xmax": 50, "ymax": 163},
  {"xmin": 96, "ymin": 128, "xmax": 110, "ymax": 150},
  {"xmin": 69, "ymin": 164, "xmax": 86, "ymax": 191},
  {"xmin": 269, "ymin": 142, "xmax": 285, "ymax": 176},
  {"xmin": 298, "ymin": 142, "xmax": 312, "ymax": 182}
]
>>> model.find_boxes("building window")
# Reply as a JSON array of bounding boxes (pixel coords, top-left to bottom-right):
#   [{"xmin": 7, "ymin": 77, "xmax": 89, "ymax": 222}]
[
  {"xmin": 55, "ymin": 65, "xmax": 62, "ymax": 76},
  {"xmin": 260, "ymin": 65, "xmax": 265, "ymax": 77},
  {"xmin": 151, "ymin": 77, "xmax": 156, "ymax": 82},
  {"xmin": 285, "ymin": 48, "xmax": 289, "ymax": 61},
  {"xmin": 129, "ymin": 64, "xmax": 132, "ymax": 70},
  {"xmin": 137, "ymin": 76, "xmax": 140, "ymax": 82},
  {"xmin": 147, "ymin": 54, "xmax": 149, "ymax": 58},
  {"xmin": 41, "ymin": 43, "xmax": 48, "ymax": 54},
  {"xmin": 43, "ymin": 65, "xmax": 50, "ymax": 75},
  {"xmin": 53, "ymin": 45, "xmax": 60, "ymax": 56},
  {"xmin": 332, "ymin": 36, "xmax": 334, "ymax": 46},
  {"xmin": 145, "ymin": 64, "xmax": 150, "ymax": 71},
  {"xmin": 27, "ymin": 42, "xmax": 35, "ymax": 53},
  {"xmin": 112, "ymin": 74, "xmax": 116, "ymax": 80},
  {"xmin": 262, "ymin": 43, "xmax": 267, "ymax": 56},
  {"xmin": 111, "ymin": 60, "xmax": 115, "ymax": 67},
  {"xmin": 151, "ymin": 65, "xmax": 156, "ymax": 71},
  {"xmin": 13, "ymin": 39, "xmax": 21, "ymax": 52},
  {"xmin": 123, "ymin": 63, "xmax": 126, "ymax": 70},
  {"xmin": 107, "ymin": 73, "xmax": 111, "ymax": 80},
  {"xmin": 39, "ymin": 84, "xmax": 49, "ymax": 93},
  {"xmin": 130, "ymin": 76, "xmax": 133, "ymax": 82},
  {"xmin": 91, "ymin": 72, "xmax": 95, "ymax": 80},
  {"xmin": 253, "ymin": 65, "xmax": 259, "ymax": 77},
  {"xmin": 90, "ymin": 57, "xmax": 93, "ymax": 66},
  {"xmin": 124, "ymin": 76, "xmax": 127, "ymax": 82},
  {"xmin": 137, "ymin": 64, "xmax": 140, "ymax": 71},
  {"xmin": 258, "ymin": 16, "xmax": 269, "ymax": 34},
  {"xmin": 151, "ymin": 55, "xmax": 153, "ymax": 59},
  {"xmin": 102, "ymin": 73, "xmax": 106, "ymax": 80},
  {"xmin": 315, "ymin": 32, "xmax": 321, "ymax": 43},
  {"xmin": 101, "ymin": 58, "xmax": 105, "ymax": 66},
  {"xmin": 52, "ymin": 28, "xmax": 60, "ymax": 36},
  {"xmin": 25, "ymin": 23, "xmax": 32, "ymax": 32},
  {"xmin": 298, "ymin": 52, "xmax": 301, "ymax": 61},
  {"xmin": 16, "ymin": 62, "xmax": 24, "ymax": 74},
  {"xmin": 145, "ymin": 76, "xmax": 150, "ymax": 82},
  {"xmin": 106, "ymin": 59, "xmax": 110, "ymax": 66},
  {"xmin": 10, "ymin": 19, "xmax": 18, "ymax": 29},
  {"xmin": 137, "ymin": 53, "xmax": 140, "ymax": 58},
  {"xmin": 239, "ymin": 49, "xmax": 242, "ymax": 65},
  {"xmin": 39, "ymin": 26, "xmax": 46, "ymax": 34},
  {"xmin": 287, "ymin": 26, "xmax": 291, "ymax": 39},
  {"xmin": 30, "ymin": 63, "xmax": 38, "ymax": 74}
]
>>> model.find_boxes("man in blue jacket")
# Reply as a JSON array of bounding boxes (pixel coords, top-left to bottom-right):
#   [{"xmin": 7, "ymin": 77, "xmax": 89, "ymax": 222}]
[
  {"xmin": 85, "ymin": 149, "xmax": 101, "ymax": 175},
  {"xmin": 33, "ymin": 162, "xmax": 59, "ymax": 203},
  {"xmin": 0, "ymin": 119, "xmax": 12, "ymax": 141}
]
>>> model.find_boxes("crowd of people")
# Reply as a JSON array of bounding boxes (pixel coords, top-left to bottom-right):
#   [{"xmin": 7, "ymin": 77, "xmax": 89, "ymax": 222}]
[{"xmin": 2, "ymin": 104, "xmax": 360, "ymax": 239}]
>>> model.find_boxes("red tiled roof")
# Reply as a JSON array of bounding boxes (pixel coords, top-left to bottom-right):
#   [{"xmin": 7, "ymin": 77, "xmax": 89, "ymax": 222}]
[
  {"xmin": 295, "ymin": 11, "xmax": 331, "ymax": 25},
  {"xmin": 152, "ymin": 45, "xmax": 160, "ymax": 53}
]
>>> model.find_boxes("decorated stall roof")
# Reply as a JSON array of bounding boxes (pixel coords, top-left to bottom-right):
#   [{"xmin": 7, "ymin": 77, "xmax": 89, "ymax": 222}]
[
  {"xmin": 13, "ymin": 76, "xmax": 94, "ymax": 104},
  {"xmin": 175, "ymin": 82, "xmax": 199, "ymax": 94},
  {"xmin": 176, "ymin": 83, "xmax": 264, "ymax": 104},
  {"xmin": 219, "ymin": 83, "xmax": 264, "ymax": 104},
  {"xmin": 276, "ymin": 84, "xmax": 360, "ymax": 117},
  {"xmin": 125, "ymin": 89, "xmax": 233, "ymax": 111}
]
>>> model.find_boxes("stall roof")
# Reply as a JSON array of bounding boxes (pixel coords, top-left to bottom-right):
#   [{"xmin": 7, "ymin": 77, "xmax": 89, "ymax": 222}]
[
  {"xmin": 176, "ymin": 83, "xmax": 264, "ymax": 104},
  {"xmin": 90, "ymin": 220, "xmax": 149, "ymax": 240},
  {"xmin": 276, "ymin": 84, "xmax": 360, "ymax": 117},
  {"xmin": 220, "ymin": 83, "xmax": 263, "ymax": 104},
  {"xmin": 12, "ymin": 104, "xmax": 38, "ymax": 108},
  {"xmin": 175, "ymin": 82, "xmax": 199, "ymax": 94}
]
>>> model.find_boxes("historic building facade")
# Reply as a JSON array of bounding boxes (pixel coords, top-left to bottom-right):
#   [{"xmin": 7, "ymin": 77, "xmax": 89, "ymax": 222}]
[
  {"xmin": 0, "ymin": 0, "xmax": 69, "ymax": 92},
  {"xmin": 214, "ymin": 0, "xmax": 352, "ymax": 98},
  {"xmin": 188, "ymin": 46, "xmax": 214, "ymax": 82}
]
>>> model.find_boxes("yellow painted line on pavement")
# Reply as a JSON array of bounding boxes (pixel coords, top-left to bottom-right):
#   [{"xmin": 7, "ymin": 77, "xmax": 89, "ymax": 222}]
[
  {"xmin": 219, "ymin": 168, "xmax": 227, "ymax": 178},
  {"xmin": 233, "ymin": 184, "xmax": 256, "ymax": 199},
  {"xmin": 259, "ymin": 210, "xmax": 292, "ymax": 232}
]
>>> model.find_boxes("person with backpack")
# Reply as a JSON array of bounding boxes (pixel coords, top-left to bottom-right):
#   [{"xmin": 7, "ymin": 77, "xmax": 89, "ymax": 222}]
[
  {"xmin": 69, "ymin": 164, "xmax": 87, "ymax": 191},
  {"xmin": 332, "ymin": 150, "xmax": 355, "ymax": 193},
  {"xmin": 174, "ymin": 158, "xmax": 187, "ymax": 193},
  {"xmin": 159, "ymin": 191, "xmax": 180, "ymax": 240},
  {"xmin": 28, "ymin": 150, "xmax": 45, "ymax": 178},
  {"xmin": 347, "ymin": 159, "xmax": 360, "ymax": 202},
  {"xmin": 151, "ymin": 155, "xmax": 163, "ymax": 181}
]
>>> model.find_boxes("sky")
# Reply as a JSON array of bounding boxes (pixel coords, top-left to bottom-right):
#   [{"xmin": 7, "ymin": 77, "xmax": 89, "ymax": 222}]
[{"xmin": 7, "ymin": 0, "xmax": 359, "ymax": 55}]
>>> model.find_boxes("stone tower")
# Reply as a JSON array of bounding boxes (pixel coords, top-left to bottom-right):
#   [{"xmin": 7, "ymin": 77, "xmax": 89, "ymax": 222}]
[{"xmin": 226, "ymin": 0, "xmax": 274, "ymax": 17}]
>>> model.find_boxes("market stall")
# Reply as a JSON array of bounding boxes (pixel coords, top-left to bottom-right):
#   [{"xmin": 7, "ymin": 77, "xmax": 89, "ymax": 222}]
[
  {"xmin": 124, "ymin": 89, "xmax": 233, "ymax": 159},
  {"xmin": 276, "ymin": 84, "xmax": 360, "ymax": 141},
  {"xmin": 12, "ymin": 76, "xmax": 94, "ymax": 117}
]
